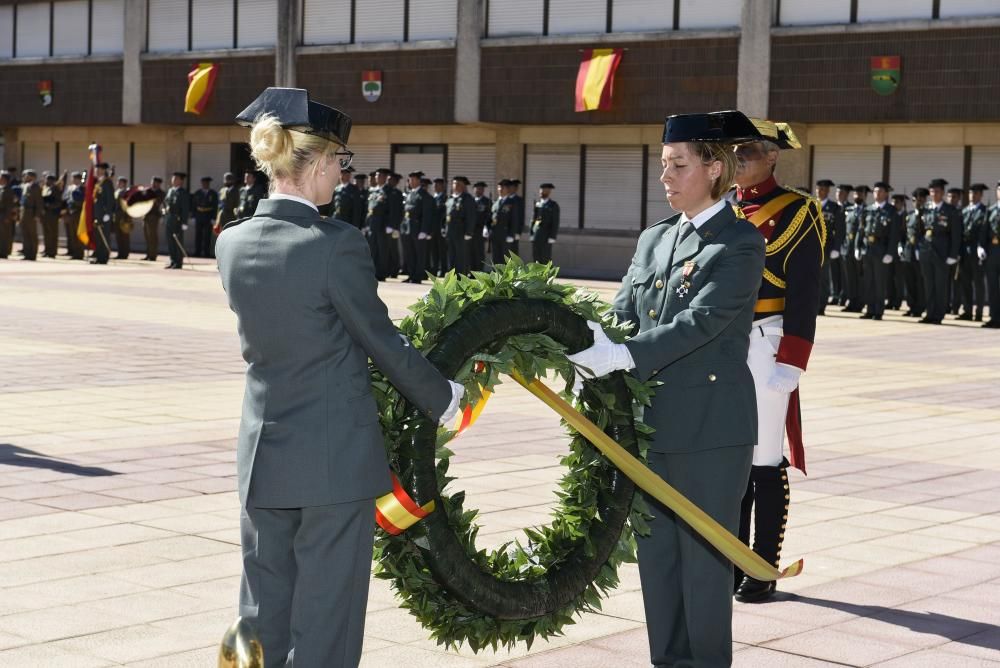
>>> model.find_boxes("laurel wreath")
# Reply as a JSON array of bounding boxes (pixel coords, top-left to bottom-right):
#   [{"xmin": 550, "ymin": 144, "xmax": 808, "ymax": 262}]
[{"xmin": 370, "ymin": 257, "xmax": 656, "ymax": 651}]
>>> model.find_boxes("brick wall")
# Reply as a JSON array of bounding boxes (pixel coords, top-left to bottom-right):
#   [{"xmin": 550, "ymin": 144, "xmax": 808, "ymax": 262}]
[
  {"xmin": 297, "ymin": 50, "xmax": 456, "ymax": 125},
  {"xmin": 480, "ymin": 38, "xmax": 739, "ymax": 125},
  {"xmin": 0, "ymin": 61, "xmax": 122, "ymax": 125},
  {"xmin": 142, "ymin": 56, "xmax": 274, "ymax": 125},
  {"xmin": 770, "ymin": 27, "xmax": 1000, "ymax": 123}
]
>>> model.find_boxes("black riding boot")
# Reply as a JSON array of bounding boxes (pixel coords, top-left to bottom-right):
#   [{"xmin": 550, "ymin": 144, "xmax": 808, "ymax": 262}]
[
  {"xmin": 735, "ymin": 459, "xmax": 790, "ymax": 603},
  {"xmin": 735, "ymin": 481, "xmax": 754, "ymax": 592}
]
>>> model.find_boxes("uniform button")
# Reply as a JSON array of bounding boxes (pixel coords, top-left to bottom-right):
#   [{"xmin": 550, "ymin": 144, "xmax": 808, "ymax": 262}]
[
  {"xmin": 655, "ymin": 279, "xmax": 664, "ymax": 289},
  {"xmin": 648, "ymin": 309, "xmax": 657, "ymax": 318},
  {"xmin": 708, "ymin": 373, "xmax": 717, "ymax": 382},
  {"xmin": 768, "ymin": 220, "xmax": 776, "ymax": 227}
]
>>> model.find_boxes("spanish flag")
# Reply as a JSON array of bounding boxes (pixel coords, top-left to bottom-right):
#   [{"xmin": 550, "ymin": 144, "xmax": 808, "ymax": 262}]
[
  {"xmin": 575, "ymin": 48, "xmax": 624, "ymax": 112},
  {"xmin": 184, "ymin": 63, "xmax": 219, "ymax": 115},
  {"xmin": 76, "ymin": 144, "xmax": 101, "ymax": 250}
]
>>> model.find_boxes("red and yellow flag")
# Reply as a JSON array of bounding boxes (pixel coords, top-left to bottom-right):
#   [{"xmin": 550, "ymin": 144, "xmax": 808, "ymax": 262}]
[
  {"xmin": 185, "ymin": 63, "xmax": 219, "ymax": 115},
  {"xmin": 76, "ymin": 144, "xmax": 101, "ymax": 249},
  {"xmin": 575, "ymin": 48, "xmax": 623, "ymax": 112}
]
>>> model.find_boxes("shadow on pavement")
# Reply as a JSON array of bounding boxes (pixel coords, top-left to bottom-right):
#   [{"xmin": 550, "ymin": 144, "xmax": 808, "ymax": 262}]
[{"xmin": 0, "ymin": 443, "xmax": 118, "ymax": 477}]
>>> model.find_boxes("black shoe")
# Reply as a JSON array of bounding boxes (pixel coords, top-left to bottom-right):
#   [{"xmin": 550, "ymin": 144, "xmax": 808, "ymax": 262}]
[
  {"xmin": 984, "ymin": 321, "xmax": 1000, "ymax": 329},
  {"xmin": 817, "ymin": 310, "xmax": 825, "ymax": 316},
  {"xmin": 165, "ymin": 263, "xmax": 177, "ymax": 269},
  {"xmin": 873, "ymin": 315, "xmax": 882, "ymax": 321},
  {"xmin": 975, "ymin": 314, "xmax": 983, "ymax": 322},
  {"xmin": 860, "ymin": 313, "xmax": 874, "ymax": 319},
  {"xmin": 957, "ymin": 313, "xmax": 973, "ymax": 321},
  {"xmin": 734, "ymin": 577, "xmax": 777, "ymax": 603}
]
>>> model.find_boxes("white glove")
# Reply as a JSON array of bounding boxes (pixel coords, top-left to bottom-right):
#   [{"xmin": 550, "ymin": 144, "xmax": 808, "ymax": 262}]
[
  {"xmin": 829, "ymin": 250, "xmax": 840, "ymax": 260},
  {"xmin": 438, "ymin": 380, "xmax": 465, "ymax": 426},
  {"xmin": 882, "ymin": 254, "xmax": 893, "ymax": 265},
  {"xmin": 182, "ymin": 224, "xmax": 189, "ymax": 231},
  {"xmin": 979, "ymin": 247, "xmax": 988, "ymax": 262},
  {"xmin": 385, "ymin": 226, "xmax": 393, "ymax": 234},
  {"xmin": 505, "ymin": 236, "xmax": 514, "ymax": 243},
  {"xmin": 548, "ymin": 238, "xmax": 556, "ymax": 244},
  {"xmin": 946, "ymin": 257, "xmax": 958, "ymax": 266},
  {"xmin": 854, "ymin": 249, "xmax": 861, "ymax": 261},
  {"xmin": 482, "ymin": 227, "xmax": 490, "ymax": 239},
  {"xmin": 102, "ymin": 214, "xmax": 110, "ymax": 223},
  {"xmin": 767, "ymin": 363, "xmax": 802, "ymax": 394},
  {"xmin": 565, "ymin": 321, "xmax": 635, "ymax": 394},
  {"xmin": 362, "ymin": 226, "xmax": 371, "ymax": 237},
  {"xmin": 915, "ymin": 250, "xmax": 920, "ymax": 261},
  {"xmin": 464, "ymin": 234, "xmax": 472, "ymax": 241},
  {"xmin": 897, "ymin": 244, "xmax": 905, "ymax": 257}
]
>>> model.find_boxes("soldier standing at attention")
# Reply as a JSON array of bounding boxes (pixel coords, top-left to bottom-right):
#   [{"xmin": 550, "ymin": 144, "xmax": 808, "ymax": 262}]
[
  {"xmin": 63, "ymin": 172, "xmax": 85, "ymax": 260},
  {"xmin": 41, "ymin": 172, "xmax": 65, "ymax": 259},
  {"xmin": 402, "ymin": 171, "xmax": 434, "ymax": 283},
  {"xmin": 814, "ymin": 179, "xmax": 842, "ymax": 315},
  {"xmin": 385, "ymin": 172, "xmax": 404, "ymax": 278},
  {"xmin": 332, "ymin": 167, "xmax": 360, "ymax": 228},
  {"xmin": 471, "ymin": 181, "xmax": 491, "ymax": 272},
  {"xmin": 215, "ymin": 172, "xmax": 241, "ymax": 236},
  {"xmin": 19, "ymin": 169, "xmax": 43, "ymax": 261},
  {"xmin": 113, "ymin": 176, "xmax": 132, "ymax": 260},
  {"xmin": 238, "ymin": 171, "xmax": 266, "ymax": 218},
  {"xmin": 981, "ymin": 181, "xmax": 1000, "ymax": 329},
  {"xmin": 918, "ymin": 179, "xmax": 962, "ymax": 324},
  {"xmin": 489, "ymin": 179, "xmax": 512, "ymax": 266},
  {"xmin": 901, "ymin": 188, "xmax": 928, "ymax": 317},
  {"xmin": 89, "ymin": 164, "xmax": 115, "ymax": 264},
  {"xmin": 143, "ymin": 176, "xmax": 165, "ymax": 261},
  {"xmin": 192, "ymin": 177, "xmax": 219, "ymax": 258},
  {"xmin": 531, "ymin": 183, "xmax": 560, "ymax": 265},
  {"xmin": 445, "ymin": 176, "xmax": 476, "ymax": 275},
  {"xmin": 831, "ymin": 184, "xmax": 852, "ymax": 305},
  {"xmin": 856, "ymin": 182, "xmax": 901, "ymax": 320},
  {"xmin": 732, "ymin": 121, "xmax": 823, "ymax": 603},
  {"xmin": 508, "ymin": 179, "xmax": 525, "ymax": 256},
  {"xmin": 0, "ymin": 171, "xmax": 16, "ymax": 258},
  {"xmin": 890, "ymin": 193, "xmax": 910, "ymax": 311},
  {"xmin": 163, "ymin": 171, "xmax": 191, "ymax": 270},
  {"xmin": 958, "ymin": 183, "xmax": 989, "ymax": 321},
  {"xmin": 431, "ymin": 177, "xmax": 448, "ymax": 276},
  {"xmin": 841, "ymin": 185, "xmax": 869, "ymax": 313},
  {"xmin": 365, "ymin": 167, "xmax": 392, "ymax": 280}
]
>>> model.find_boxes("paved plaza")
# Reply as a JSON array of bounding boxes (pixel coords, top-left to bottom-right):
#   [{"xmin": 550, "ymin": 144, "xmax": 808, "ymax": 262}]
[{"xmin": 0, "ymin": 252, "xmax": 999, "ymax": 667}]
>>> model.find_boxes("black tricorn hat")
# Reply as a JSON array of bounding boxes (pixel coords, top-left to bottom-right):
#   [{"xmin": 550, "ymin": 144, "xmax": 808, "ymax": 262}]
[
  {"xmin": 353, "ymin": 172, "xmax": 368, "ymax": 179},
  {"xmin": 539, "ymin": 183, "xmax": 555, "ymax": 189},
  {"xmin": 854, "ymin": 184, "xmax": 872, "ymax": 194},
  {"xmin": 911, "ymin": 187, "xmax": 929, "ymax": 197},
  {"xmin": 928, "ymin": 178, "xmax": 949, "ymax": 189},
  {"xmin": 816, "ymin": 179, "xmax": 835, "ymax": 187},
  {"xmin": 837, "ymin": 183, "xmax": 853, "ymax": 191},
  {"xmin": 498, "ymin": 178, "xmax": 512, "ymax": 186},
  {"xmin": 407, "ymin": 171, "xmax": 424, "ymax": 178},
  {"xmin": 969, "ymin": 183, "xmax": 988, "ymax": 191},
  {"xmin": 236, "ymin": 87, "xmax": 352, "ymax": 146},
  {"xmin": 947, "ymin": 187, "xmax": 963, "ymax": 195},
  {"xmin": 662, "ymin": 110, "xmax": 762, "ymax": 144},
  {"xmin": 341, "ymin": 165, "xmax": 355, "ymax": 173},
  {"xmin": 473, "ymin": 181, "xmax": 487, "ymax": 187},
  {"xmin": 172, "ymin": 171, "xmax": 187, "ymax": 178},
  {"xmin": 892, "ymin": 194, "xmax": 910, "ymax": 201},
  {"xmin": 452, "ymin": 175, "xmax": 470, "ymax": 185},
  {"xmin": 873, "ymin": 181, "xmax": 893, "ymax": 191},
  {"xmin": 375, "ymin": 167, "xmax": 392, "ymax": 175}
]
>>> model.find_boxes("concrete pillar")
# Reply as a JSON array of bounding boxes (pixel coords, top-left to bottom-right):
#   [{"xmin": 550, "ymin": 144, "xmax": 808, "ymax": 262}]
[
  {"xmin": 777, "ymin": 122, "xmax": 810, "ymax": 190},
  {"xmin": 275, "ymin": 0, "xmax": 299, "ymax": 87},
  {"xmin": 164, "ymin": 128, "xmax": 187, "ymax": 182},
  {"xmin": 736, "ymin": 0, "xmax": 772, "ymax": 118},
  {"xmin": 494, "ymin": 127, "xmax": 522, "ymax": 183},
  {"xmin": 454, "ymin": 0, "xmax": 482, "ymax": 124},
  {"xmin": 122, "ymin": 0, "xmax": 146, "ymax": 125}
]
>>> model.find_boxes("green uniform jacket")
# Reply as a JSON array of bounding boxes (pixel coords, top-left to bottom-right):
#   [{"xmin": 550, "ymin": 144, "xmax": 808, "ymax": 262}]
[
  {"xmin": 20, "ymin": 181, "xmax": 44, "ymax": 221},
  {"xmin": 612, "ymin": 204, "xmax": 765, "ymax": 454},
  {"xmin": 92, "ymin": 178, "xmax": 116, "ymax": 225},
  {"xmin": 216, "ymin": 198, "xmax": 452, "ymax": 508},
  {"xmin": 162, "ymin": 186, "xmax": 190, "ymax": 229},
  {"xmin": 217, "ymin": 185, "xmax": 240, "ymax": 228}
]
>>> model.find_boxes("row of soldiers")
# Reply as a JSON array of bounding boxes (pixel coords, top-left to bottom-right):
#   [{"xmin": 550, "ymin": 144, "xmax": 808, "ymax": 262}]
[
  {"xmin": 0, "ymin": 166, "xmax": 267, "ymax": 269},
  {"xmin": 817, "ymin": 178, "xmax": 1000, "ymax": 328},
  {"xmin": 327, "ymin": 167, "xmax": 561, "ymax": 283}
]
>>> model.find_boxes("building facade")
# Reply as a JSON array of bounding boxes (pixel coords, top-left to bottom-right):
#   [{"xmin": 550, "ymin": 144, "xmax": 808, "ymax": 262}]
[{"xmin": 1, "ymin": 0, "xmax": 998, "ymax": 277}]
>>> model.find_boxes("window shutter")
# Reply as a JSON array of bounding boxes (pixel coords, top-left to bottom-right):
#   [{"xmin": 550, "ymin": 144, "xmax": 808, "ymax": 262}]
[
  {"xmin": 612, "ymin": 0, "xmax": 672, "ymax": 33},
  {"xmin": 237, "ymin": 0, "xmax": 277, "ymax": 47},
  {"xmin": 15, "ymin": 3, "xmax": 51, "ymax": 58},
  {"xmin": 53, "ymin": 1, "xmax": 89, "ymax": 56},
  {"xmin": 525, "ymin": 145, "xmax": 580, "ymax": 230},
  {"xmin": 408, "ymin": 0, "xmax": 457, "ymax": 41},
  {"xmin": 584, "ymin": 145, "xmax": 643, "ymax": 231},
  {"xmin": 302, "ymin": 0, "xmax": 351, "ymax": 45},
  {"xmin": 148, "ymin": 0, "xmax": 189, "ymax": 52},
  {"xmin": 192, "ymin": 0, "xmax": 234, "ymax": 50},
  {"xmin": 487, "ymin": 0, "xmax": 544, "ymax": 37},
  {"xmin": 354, "ymin": 0, "xmax": 404, "ymax": 43},
  {"xmin": 91, "ymin": 0, "xmax": 125, "ymax": 55}
]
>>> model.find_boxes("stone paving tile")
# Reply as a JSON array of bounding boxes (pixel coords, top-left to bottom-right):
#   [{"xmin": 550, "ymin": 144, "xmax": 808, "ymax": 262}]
[{"xmin": 2, "ymin": 257, "xmax": 1000, "ymax": 665}]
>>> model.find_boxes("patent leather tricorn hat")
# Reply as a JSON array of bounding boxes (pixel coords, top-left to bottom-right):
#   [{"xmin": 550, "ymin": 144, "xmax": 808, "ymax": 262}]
[{"xmin": 236, "ymin": 87, "xmax": 352, "ymax": 146}]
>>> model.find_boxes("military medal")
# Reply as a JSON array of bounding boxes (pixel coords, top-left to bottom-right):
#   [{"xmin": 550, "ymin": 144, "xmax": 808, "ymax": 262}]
[{"xmin": 676, "ymin": 261, "xmax": 695, "ymax": 299}]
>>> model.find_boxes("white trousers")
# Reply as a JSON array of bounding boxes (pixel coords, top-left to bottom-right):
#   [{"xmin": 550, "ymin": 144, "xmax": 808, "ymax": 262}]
[{"xmin": 747, "ymin": 315, "xmax": 789, "ymax": 467}]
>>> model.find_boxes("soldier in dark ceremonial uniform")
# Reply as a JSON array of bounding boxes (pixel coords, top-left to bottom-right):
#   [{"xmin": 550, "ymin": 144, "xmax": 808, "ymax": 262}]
[
  {"xmin": 238, "ymin": 171, "xmax": 266, "ymax": 218},
  {"xmin": 385, "ymin": 172, "xmax": 404, "ymax": 277},
  {"xmin": 814, "ymin": 179, "xmax": 842, "ymax": 315},
  {"xmin": 192, "ymin": 176, "xmax": 219, "ymax": 258},
  {"xmin": 841, "ymin": 185, "xmax": 869, "ymax": 313},
  {"xmin": 113, "ymin": 176, "xmax": 132, "ymax": 259},
  {"xmin": 531, "ymin": 183, "xmax": 560, "ymax": 265},
  {"xmin": 901, "ymin": 188, "xmax": 928, "ymax": 317},
  {"xmin": 41, "ymin": 172, "xmax": 65, "ymax": 258},
  {"xmin": 445, "ymin": 176, "xmax": 476, "ymax": 275},
  {"xmin": 946, "ymin": 187, "xmax": 965, "ymax": 315},
  {"xmin": 489, "ymin": 179, "xmax": 513, "ymax": 266},
  {"xmin": 215, "ymin": 172, "xmax": 240, "ymax": 236},
  {"xmin": 63, "ymin": 172, "xmax": 85, "ymax": 260},
  {"xmin": 508, "ymin": 179, "xmax": 525, "ymax": 257},
  {"xmin": 831, "ymin": 184, "xmax": 852, "ymax": 305},
  {"xmin": 856, "ymin": 182, "xmax": 901, "ymax": 320},
  {"xmin": 332, "ymin": 167, "xmax": 363, "ymax": 229},
  {"xmin": 365, "ymin": 167, "xmax": 393, "ymax": 280},
  {"xmin": 982, "ymin": 181, "xmax": 1000, "ymax": 329},
  {"xmin": 471, "ymin": 181, "xmax": 491, "ymax": 272},
  {"xmin": 957, "ymin": 183, "xmax": 989, "ymax": 321},
  {"xmin": 430, "ymin": 177, "xmax": 448, "ymax": 276},
  {"xmin": 404, "ymin": 172, "xmax": 435, "ymax": 283},
  {"xmin": 889, "ymin": 193, "xmax": 910, "ymax": 310},
  {"xmin": 0, "ymin": 171, "xmax": 16, "ymax": 258},
  {"xmin": 143, "ymin": 177, "xmax": 166, "ymax": 261},
  {"xmin": 163, "ymin": 171, "xmax": 191, "ymax": 269},
  {"xmin": 19, "ymin": 170, "xmax": 43, "ymax": 261},
  {"xmin": 917, "ymin": 179, "xmax": 962, "ymax": 324},
  {"xmin": 90, "ymin": 164, "xmax": 116, "ymax": 264},
  {"xmin": 732, "ymin": 121, "xmax": 824, "ymax": 603}
]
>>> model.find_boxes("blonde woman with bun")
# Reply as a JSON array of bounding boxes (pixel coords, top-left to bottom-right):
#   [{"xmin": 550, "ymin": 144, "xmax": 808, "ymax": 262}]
[{"xmin": 216, "ymin": 88, "xmax": 464, "ymax": 668}]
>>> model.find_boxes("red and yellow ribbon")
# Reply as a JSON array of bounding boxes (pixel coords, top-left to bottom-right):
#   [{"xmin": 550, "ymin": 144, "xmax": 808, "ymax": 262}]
[{"xmin": 375, "ymin": 473, "xmax": 435, "ymax": 536}]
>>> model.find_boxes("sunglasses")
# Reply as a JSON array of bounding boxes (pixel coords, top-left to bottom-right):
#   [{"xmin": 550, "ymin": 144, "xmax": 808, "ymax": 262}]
[{"xmin": 334, "ymin": 149, "xmax": 354, "ymax": 170}]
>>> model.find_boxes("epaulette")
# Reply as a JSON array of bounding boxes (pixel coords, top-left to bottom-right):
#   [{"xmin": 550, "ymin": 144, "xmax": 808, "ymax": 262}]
[
  {"xmin": 222, "ymin": 216, "xmax": 251, "ymax": 231},
  {"xmin": 773, "ymin": 185, "xmax": 827, "ymax": 267}
]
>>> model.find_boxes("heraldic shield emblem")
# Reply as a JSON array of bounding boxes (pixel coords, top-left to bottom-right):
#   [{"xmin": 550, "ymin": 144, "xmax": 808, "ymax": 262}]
[
  {"xmin": 362, "ymin": 70, "xmax": 382, "ymax": 103},
  {"xmin": 870, "ymin": 56, "xmax": 900, "ymax": 96}
]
